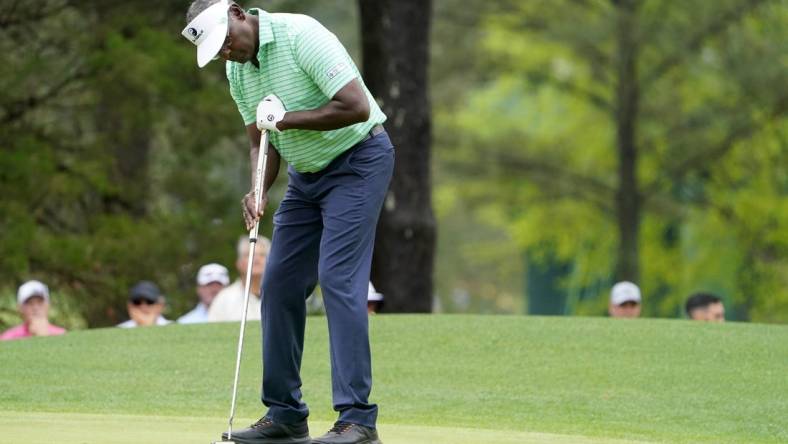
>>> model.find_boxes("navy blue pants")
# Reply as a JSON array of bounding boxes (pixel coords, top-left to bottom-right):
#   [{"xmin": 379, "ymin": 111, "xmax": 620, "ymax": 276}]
[{"xmin": 260, "ymin": 130, "xmax": 394, "ymax": 428}]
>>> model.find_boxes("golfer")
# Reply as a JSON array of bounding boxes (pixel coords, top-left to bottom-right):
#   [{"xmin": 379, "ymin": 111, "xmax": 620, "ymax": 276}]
[{"xmin": 182, "ymin": 2, "xmax": 391, "ymax": 444}]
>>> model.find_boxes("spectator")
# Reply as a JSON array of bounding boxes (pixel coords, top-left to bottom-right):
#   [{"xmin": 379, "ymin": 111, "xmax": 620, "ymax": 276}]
[
  {"xmin": 178, "ymin": 263, "xmax": 230, "ymax": 324},
  {"xmin": 208, "ymin": 235, "xmax": 270, "ymax": 322},
  {"xmin": 685, "ymin": 292, "xmax": 725, "ymax": 322},
  {"xmin": 1, "ymin": 280, "xmax": 66, "ymax": 341},
  {"xmin": 608, "ymin": 281, "xmax": 641, "ymax": 318},
  {"xmin": 117, "ymin": 281, "xmax": 172, "ymax": 328},
  {"xmin": 367, "ymin": 282, "xmax": 384, "ymax": 314}
]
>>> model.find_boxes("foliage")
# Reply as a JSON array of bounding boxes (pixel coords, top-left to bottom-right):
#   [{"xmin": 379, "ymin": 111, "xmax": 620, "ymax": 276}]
[
  {"xmin": 432, "ymin": 0, "xmax": 788, "ymax": 321},
  {"xmin": 0, "ymin": 0, "xmax": 355, "ymax": 328},
  {"xmin": 1, "ymin": 0, "xmax": 786, "ymax": 325}
]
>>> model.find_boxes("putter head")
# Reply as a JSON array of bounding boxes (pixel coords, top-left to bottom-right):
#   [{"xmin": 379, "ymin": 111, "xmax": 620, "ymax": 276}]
[{"xmin": 213, "ymin": 429, "xmax": 235, "ymax": 443}]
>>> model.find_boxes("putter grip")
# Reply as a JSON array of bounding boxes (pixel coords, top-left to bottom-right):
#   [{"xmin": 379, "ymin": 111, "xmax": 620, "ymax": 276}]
[{"xmin": 252, "ymin": 130, "xmax": 269, "ymax": 215}]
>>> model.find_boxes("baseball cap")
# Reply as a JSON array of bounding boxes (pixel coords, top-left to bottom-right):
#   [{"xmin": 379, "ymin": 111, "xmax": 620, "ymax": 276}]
[
  {"xmin": 367, "ymin": 282, "xmax": 384, "ymax": 302},
  {"xmin": 129, "ymin": 281, "xmax": 162, "ymax": 303},
  {"xmin": 17, "ymin": 280, "xmax": 50, "ymax": 305},
  {"xmin": 197, "ymin": 263, "xmax": 230, "ymax": 286},
  {"xmin": 610, "ymin": 281, "xmax": 641, "ymax": 306},
  {"xmin": 181, "ymin": 0, "xmax": 231, "ymax": 68}
]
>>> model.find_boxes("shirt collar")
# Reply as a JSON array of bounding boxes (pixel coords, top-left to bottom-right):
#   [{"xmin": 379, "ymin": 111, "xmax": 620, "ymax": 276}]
[{"xmin": 248, "ymin": 8, "xmax": 274, "ymax": 62}]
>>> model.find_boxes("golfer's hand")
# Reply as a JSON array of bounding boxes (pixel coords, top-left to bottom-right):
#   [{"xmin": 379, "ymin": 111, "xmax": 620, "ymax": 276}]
[
  {"xmin": 242, "ymin": 190, "xmax": 268, "ymax": 230},
  {"xmin": 256, "ymin": 95, "xmax": 286, "ymax": 133}
]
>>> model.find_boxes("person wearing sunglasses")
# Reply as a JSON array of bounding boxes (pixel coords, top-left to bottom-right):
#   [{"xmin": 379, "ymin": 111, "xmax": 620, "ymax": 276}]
[{"xmin": 117, "ymin": 281, "xmax": 172, "ymax": 328}]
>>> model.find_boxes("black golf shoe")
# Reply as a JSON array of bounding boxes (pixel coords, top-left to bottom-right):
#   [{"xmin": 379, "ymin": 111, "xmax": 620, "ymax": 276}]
[
  {"xmin": 311, "ymin": 421, "xmax": 381, "ymax": 444},
  {"xmin": 221, "ymin": 416, "xmax": 310, "ymax": 444}
]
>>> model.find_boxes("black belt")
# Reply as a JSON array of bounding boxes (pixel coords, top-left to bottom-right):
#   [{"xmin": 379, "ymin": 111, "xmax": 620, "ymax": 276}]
[{"xmin": 360, "ymin": 124, "xmax": 385, "ymax": 143}]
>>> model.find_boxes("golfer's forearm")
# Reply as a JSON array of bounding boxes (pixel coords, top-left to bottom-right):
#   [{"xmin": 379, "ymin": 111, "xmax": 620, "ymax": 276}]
[
  {"xmin": 263, "ymin": 147, "xmax": 281, "ymax": 192},
  {"xmin": 278, "ymin": 102, "xmax": 369, "ymax": 131},
  {"xmin": 278, "ymin": 79, "xmax": 370, "ymax": 131}
]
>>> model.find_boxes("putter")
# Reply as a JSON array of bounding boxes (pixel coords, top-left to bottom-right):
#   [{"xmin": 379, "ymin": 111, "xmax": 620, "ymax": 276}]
[{"xmin": 213, "ymin": 129, "xmax": 269, "ymax": 444}]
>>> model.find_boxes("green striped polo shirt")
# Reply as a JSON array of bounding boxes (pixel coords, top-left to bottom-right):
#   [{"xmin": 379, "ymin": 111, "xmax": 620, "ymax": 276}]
[{"xmin": 226, "ymin": 9, "xmax": 386, "ymax": 173}]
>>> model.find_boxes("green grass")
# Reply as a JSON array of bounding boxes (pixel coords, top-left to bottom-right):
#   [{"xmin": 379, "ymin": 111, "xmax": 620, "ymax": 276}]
[
  {"xmin": 0, "ymin": 412, "xmax": 644, "ymax": 444},
  {"xmin": 0, "ymin": 315, "xmax": 786, "ymax": 443}
]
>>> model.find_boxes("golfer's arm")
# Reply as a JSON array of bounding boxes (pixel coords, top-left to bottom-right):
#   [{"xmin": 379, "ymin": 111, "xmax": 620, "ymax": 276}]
[
  {"xmin": 277, "ymin": 79, "xmax": 370, "ymax": 131},
  {"xmin": 246, "ymin": 124, "xmax": 281, "ymax": 193}
]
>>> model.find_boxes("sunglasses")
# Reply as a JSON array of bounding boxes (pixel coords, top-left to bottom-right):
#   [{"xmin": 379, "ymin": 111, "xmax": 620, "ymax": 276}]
[{"xmin": 130, "ymin": 298, "xmax": 157, "ymax": 306}]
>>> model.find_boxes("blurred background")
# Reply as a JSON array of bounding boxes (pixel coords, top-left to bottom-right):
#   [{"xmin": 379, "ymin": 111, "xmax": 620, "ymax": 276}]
[{"xmin": 1, "ymin": 0, "xmax": 786, "ymax": 328}]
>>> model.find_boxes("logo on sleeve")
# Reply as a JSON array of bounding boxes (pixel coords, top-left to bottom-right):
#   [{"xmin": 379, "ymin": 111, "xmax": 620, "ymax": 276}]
[{"xmin": 326, "ymin": 63, "xmax": 347, "ymax": 80}]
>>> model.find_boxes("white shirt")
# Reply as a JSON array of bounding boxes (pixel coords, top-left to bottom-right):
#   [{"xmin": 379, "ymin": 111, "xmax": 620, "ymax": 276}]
[
  {"xmin": 207, "ymin": 280, "xmax": 262, "ymax": 322},
  {"xmin": 177, "ymin": 303, "xmax": 209, "ymax": 324},
  {"xmin": 117, "ymin": 316, "xmax": 172, "ymax": 328}
]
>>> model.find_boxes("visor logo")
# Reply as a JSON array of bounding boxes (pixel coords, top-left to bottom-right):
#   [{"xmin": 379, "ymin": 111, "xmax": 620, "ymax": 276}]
[{"xmin": 187, "ymin": 27, "xmax": 203, "ymax": 42}]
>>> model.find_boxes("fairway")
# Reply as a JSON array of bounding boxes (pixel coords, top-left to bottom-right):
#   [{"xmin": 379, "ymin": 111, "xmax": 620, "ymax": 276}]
[{"xmin": 1, "ymin": 315, "xmax": 787, "ymax": 443}]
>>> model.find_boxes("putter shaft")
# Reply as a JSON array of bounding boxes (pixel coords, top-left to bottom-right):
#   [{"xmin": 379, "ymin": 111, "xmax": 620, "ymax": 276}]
[{"xmin": 226, "ymin": 129, "xmax": 269, "ymax": 439}]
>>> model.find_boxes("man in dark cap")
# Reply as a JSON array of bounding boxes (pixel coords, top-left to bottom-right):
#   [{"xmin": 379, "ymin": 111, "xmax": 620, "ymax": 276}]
[{"xmin": 117, "ymin": 281, "xmax": 172, "ymax": 328}]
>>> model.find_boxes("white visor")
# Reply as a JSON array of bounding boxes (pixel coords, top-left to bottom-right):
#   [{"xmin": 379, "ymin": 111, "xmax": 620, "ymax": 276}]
[{"xmin": 181, "ymin": 0, "xmax": 230, "ymax": 68}]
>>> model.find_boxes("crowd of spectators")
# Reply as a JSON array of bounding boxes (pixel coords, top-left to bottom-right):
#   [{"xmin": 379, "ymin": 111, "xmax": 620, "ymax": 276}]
[
  {"xmin": 607, "ymin": 281, "xmax": 726, "ymax": 323},
  {"xmin": 1, "ymin": 234, "xmax": 391, "ymax": 340},
  {"xmin": 2, "ymin": 233, "xmax": 730, "ymax": 341}
]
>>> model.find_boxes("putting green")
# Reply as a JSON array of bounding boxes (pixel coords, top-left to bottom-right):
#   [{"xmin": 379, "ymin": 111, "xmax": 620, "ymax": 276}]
[
  {"xmin": 2, "ymin": 316, "xmax": 786, "ymax": 442},
  {"xmin": 0, "ymin": 411, "xmax": 648, "ymax": 444}
]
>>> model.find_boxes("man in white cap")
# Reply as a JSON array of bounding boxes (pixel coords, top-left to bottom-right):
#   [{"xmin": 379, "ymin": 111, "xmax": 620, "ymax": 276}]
[
  {"xmin": 208, "ymin": 235, "xmax": 270, "ymax": 322},
  {"xmin": 608, "ymin": 281, "xmax": 642, "ymax": 318},
  {"xmin": 182, "ymin": 2, "xmax": 390, "ymax": 443},
  {"xmin": 367, "ymin": 282, "xmax": 384, "ymax": 314},
  {"xmin": 178, "ymin": 263, "xmax": 230, "ymax": 324},
  {"xmin": 1, "ymin": 280, "xmax": 66, "ymax": 341}
]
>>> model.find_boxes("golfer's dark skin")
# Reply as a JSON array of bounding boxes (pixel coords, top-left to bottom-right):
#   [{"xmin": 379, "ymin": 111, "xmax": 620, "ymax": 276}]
[{"xmin": 220, "ymin": 4, "xmax": 371, "ymax": 229}]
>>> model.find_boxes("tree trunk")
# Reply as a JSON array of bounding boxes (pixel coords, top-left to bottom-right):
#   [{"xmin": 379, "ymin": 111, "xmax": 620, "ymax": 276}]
[
  {"xmin": 613, "ymin": 0, "xmax": 641, "ymax": 283},
  {"xmin": 359, "ymin": 0, "xmax": 435, "ymax": 312}
]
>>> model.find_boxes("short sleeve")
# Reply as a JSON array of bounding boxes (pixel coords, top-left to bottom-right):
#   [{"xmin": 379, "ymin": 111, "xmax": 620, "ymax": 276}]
[{"xmin": 293, "ymin": 21, "xmax": 357, "ymax": 99}]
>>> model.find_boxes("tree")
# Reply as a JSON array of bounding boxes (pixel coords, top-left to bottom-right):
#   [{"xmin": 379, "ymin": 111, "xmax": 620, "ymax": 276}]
[
  {"xmin": 0, "ymin": 0, "xmax": 245, "ymax": 326},
  {"xmin": 359, "ymin": 0, "xmax": 435, "ymax": 312},
  {"xmin": 436, "ymin": 0, "xmax": 788, "ymax": 320}
]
